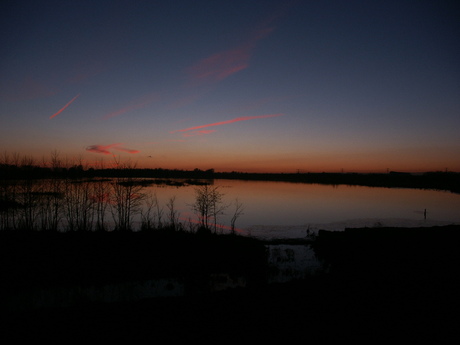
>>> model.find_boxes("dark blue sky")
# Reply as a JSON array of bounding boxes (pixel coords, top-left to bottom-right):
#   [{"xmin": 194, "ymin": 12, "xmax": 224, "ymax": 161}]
[{"xmin": 1, "ymin": 0, "xmax": 459, "ymax": 172}]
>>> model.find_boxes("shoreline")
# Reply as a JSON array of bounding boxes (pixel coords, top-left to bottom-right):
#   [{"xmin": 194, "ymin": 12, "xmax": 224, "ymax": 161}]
[
  {"xmin": 2, "ymin": 167, "xmax": 459, "ymax": 194},
  {"xmin": 244, "ymin": 217, "xmax": 460, "ymax": 239}
]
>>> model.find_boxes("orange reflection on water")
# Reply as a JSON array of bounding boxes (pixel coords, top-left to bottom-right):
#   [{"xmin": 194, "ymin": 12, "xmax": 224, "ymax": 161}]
[{"xmin": 142, "ymin": 180, "xmax": 460, "ymax": 230}]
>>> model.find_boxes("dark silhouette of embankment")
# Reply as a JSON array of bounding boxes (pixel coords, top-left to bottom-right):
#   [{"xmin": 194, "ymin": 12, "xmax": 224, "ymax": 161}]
[{"xmin": 2, "ymin": 225, "xmax": 459, "ymax": 343}]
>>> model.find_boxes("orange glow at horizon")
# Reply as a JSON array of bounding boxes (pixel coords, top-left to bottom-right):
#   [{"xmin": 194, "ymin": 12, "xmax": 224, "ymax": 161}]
[
  {"xmin": 131, "ymin": 147, "xmax": 460, "ymax": 174},
  {"xmin": 9, "ymin": 147, "xmax": 460, "ymax": 173},
  {"xmin": 49, "ymin": 93, "xmax": 80, "ymax": 119}
]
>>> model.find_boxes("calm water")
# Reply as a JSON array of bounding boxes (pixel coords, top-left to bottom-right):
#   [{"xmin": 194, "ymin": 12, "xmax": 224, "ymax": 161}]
[{"xmin": 143, "ymin": 179, "xmax": 460, "ymax": 237}]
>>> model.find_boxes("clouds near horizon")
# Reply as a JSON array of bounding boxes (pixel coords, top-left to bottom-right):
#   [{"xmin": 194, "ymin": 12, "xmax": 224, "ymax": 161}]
[{"xmin": 86, "ymin": 143, "xmax": 140, "ymax": 155}]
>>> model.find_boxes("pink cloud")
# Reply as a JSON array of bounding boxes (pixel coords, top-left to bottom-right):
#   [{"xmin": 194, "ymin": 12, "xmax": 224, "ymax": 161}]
[
  {"xmin": 103, "ymin": 92, "xmax": 159, "ymax": 119},
  {"xmin": 49, "ymin": 94, "xmax": 81, "ymax": 119},
  {"xmin": 186, "ymin": 19, "xmax": 278, "ymax": 85},
  {"xmin": 86, "ymin": 143, "xmax": 119, "ymax": 155},
  {"xmin": 86, "ymin": 143, "xmax": 140, "ymax": 155},
  {"xmin": 114, "ymin": 146, "xmax": 140, "ymax": 154},
  {"xmin": 170, "ymin": 113, "xmax": 284, "ymax": 133},
  {"xmin": 188, "ymin": 45, "xmax": 251, "ymax": 83}
]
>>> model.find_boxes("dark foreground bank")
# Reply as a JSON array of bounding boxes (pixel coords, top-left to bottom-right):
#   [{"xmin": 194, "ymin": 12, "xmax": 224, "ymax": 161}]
[
  {"xmin": 2, "ymin": 225, "xmax": 460, "ymax": 344},
  {"xmin": 0, "ymin": 229, "xmax": 267, "ymax": 293}
]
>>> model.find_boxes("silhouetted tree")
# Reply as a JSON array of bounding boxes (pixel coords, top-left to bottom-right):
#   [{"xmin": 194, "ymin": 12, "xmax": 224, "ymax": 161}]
[
  {"xmin": 109, "ymin": 160, "xmax": 145, "ymax": 231},
  {"xmin": 63, "ymin": 179, "xmax": 95, "ymax": 231},
  {"xmin": 191, "ymin": 184, "xmax": 227, "ymax": 232},
  {"xmin": 166, "ymin": 196, "xmax": 180, "ymax": 230},
  {"xmin": 140, "ymin": 193, "xmax": 161, "ymax": 231},
  {"xmin": 230, "ymin": 198, "xmax": 244, "ymax": 234}
]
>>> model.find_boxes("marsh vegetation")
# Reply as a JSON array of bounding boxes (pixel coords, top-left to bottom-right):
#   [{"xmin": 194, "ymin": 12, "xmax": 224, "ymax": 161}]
[{"xmin": 0, "ymin": 154, "xmax": 244, "ymax": 233}]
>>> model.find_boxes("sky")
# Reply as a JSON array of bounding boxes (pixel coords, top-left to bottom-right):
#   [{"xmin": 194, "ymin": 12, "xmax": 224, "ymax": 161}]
[{"xmin": 1, "ymin": 0, "xmax": 459, "ymax": 173}]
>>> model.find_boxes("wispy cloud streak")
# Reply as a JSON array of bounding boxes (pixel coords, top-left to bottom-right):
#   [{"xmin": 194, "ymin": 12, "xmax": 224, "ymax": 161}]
[
  {"xmin": 86, "ymin": 143, "xmax": 140, "ymax": 155},
  {"xmin": 49, "ymin": 94, "xmax": 80, "ymax": 119},
  {"xmin": 186, "ymin": 20, "xmax": 277, "ymax": 85},
  {"xmin": 103, "ymin": 92, "xmax": 159, "ymax": 119},
  {"xmin": 170, "ymin": 113, "xmax": 284, "ymax": 133},
  {"xmin": 188, "ymin": 46, "xmax": 251, "ymax": 83},
  {"xmin": 114, "ymin": 146, "xmax": 140, "ymax": 154}
]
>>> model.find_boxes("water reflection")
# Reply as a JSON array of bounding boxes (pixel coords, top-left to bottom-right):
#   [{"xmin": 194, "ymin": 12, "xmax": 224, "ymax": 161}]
[
  {"xmin": 141, "ymin": 179, "xmax": 460, "ymax": 236},
  {"xmin": 2, "ymin": 178, "xmax": 459, "ymax": 236}
]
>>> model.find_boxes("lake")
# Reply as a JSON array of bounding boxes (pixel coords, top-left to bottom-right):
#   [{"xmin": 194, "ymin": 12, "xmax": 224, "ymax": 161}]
[
  {"xmin": 2, "ymin": 178, "xmax": 459, "ymax": 237},
  {"xmin": 140, "ymin": 179, "xmax": 460, "ymax": 238}
]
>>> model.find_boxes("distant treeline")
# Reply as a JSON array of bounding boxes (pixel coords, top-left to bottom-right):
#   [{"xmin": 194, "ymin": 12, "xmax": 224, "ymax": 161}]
[
  {"xmin": 222, "ymin": 171, "xmax": 460, "ymax": 194},
  {"xmin": 1, "ymin": 162, "xmax": 459, "ymax": 193},
  {"xmin": 0, "ymin": 163, "xmax": 216, "ymax": 179}
]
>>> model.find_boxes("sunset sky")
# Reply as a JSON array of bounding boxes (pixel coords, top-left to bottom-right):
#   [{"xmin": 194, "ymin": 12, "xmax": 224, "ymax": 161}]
[{"xmin": 1, "ymin": 0, "xmax": 459, "ymax": 173}]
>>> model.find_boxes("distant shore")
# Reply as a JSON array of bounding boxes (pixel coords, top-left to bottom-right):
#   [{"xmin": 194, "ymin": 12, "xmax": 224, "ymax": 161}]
[{"xmin": 1, "ymin": 163, "xmax": 459, "ymax": 193}]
